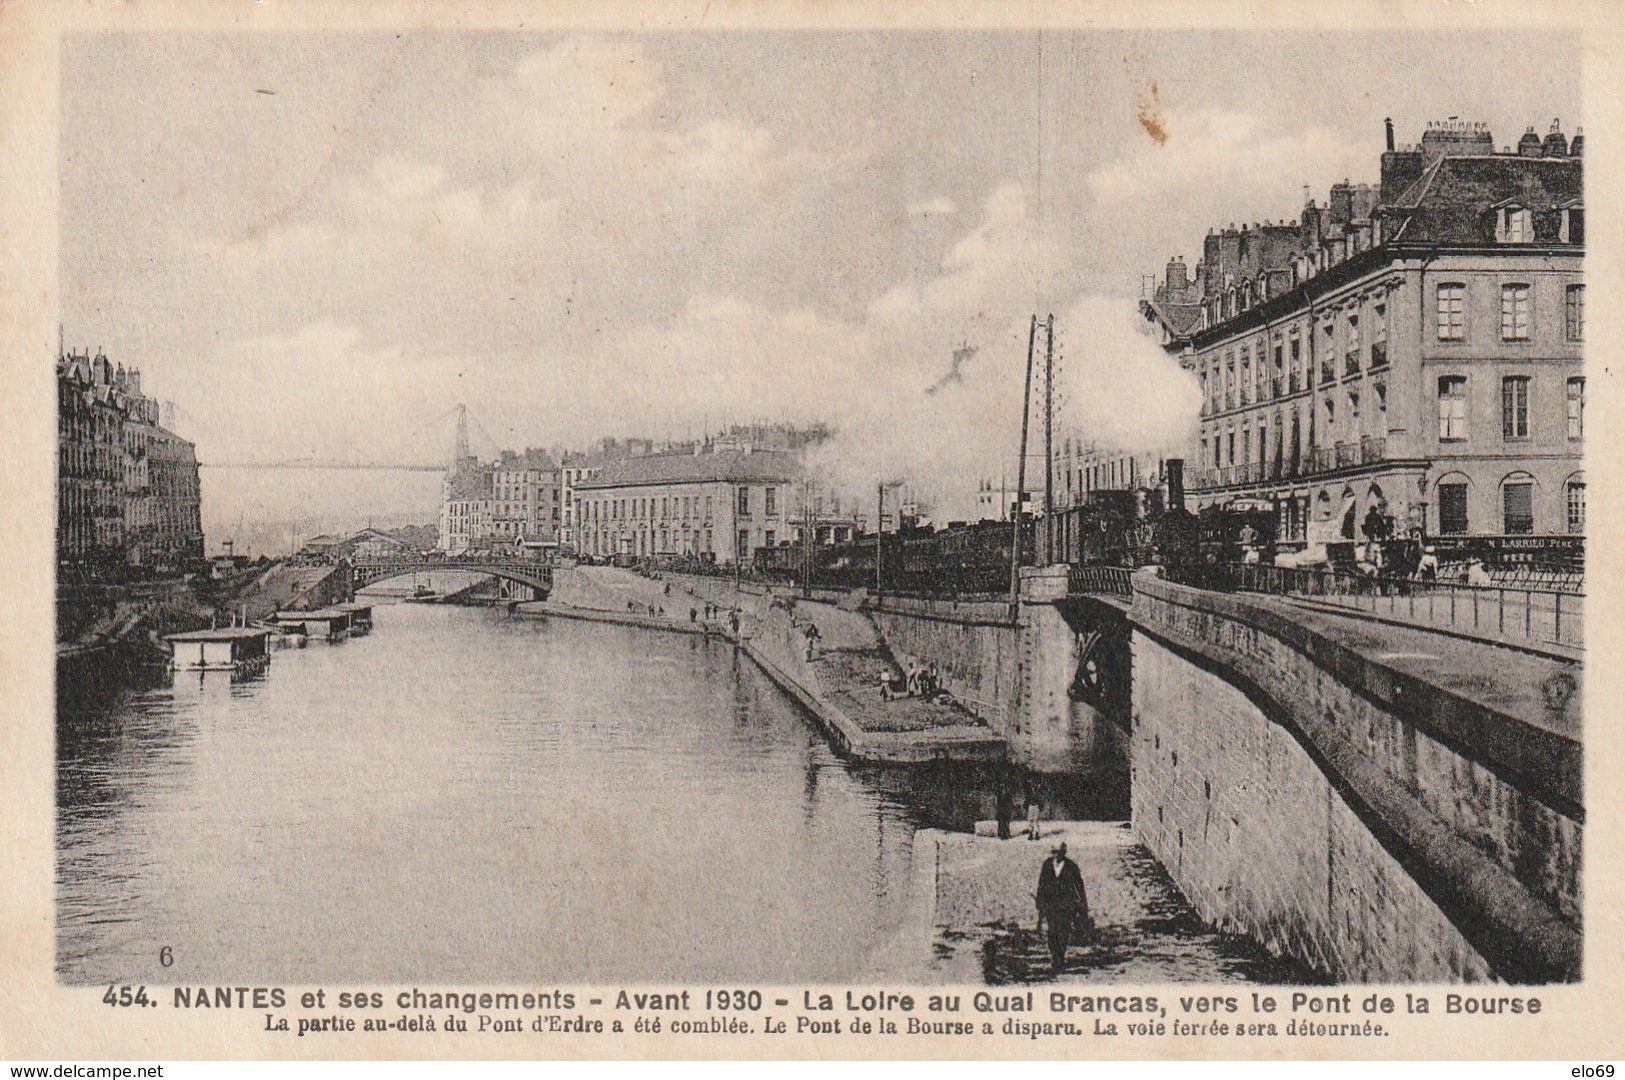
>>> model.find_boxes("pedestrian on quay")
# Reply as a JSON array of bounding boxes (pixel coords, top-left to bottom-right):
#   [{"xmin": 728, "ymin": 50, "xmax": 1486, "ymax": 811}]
[
  {"xmin": 1035, "ymin": 842, "xmax": 1091, "ymax": 972},
  {"xmin": 1026, "ymin": 798, "xmax": 1042, "ymax": 841}
]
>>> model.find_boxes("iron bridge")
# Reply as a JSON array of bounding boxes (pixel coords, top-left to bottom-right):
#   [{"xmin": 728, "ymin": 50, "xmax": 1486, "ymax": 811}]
[{"xmin": 351, "ymin": 558, "xmax": 554, "ymax": 595}]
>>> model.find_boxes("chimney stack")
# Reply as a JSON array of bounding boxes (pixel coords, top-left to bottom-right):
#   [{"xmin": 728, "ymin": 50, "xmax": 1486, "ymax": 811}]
[
  {"xmin": 1165, "ymin": 255, "xmax": 1189, "ymax": 292},
  {"xmin": 1385, "ymin": 117, "xmax": 1395, "ymax": 151}
]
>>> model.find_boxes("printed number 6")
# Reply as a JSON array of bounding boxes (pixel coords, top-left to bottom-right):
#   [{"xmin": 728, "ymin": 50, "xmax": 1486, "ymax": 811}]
[{"xmin": 159, "ymin": 946, "xmax": 173, "ymax": 967}]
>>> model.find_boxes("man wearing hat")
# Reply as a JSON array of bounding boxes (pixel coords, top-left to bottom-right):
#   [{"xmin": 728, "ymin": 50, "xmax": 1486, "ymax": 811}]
[{"xmin": 1035, "ymin": 842, "xmax": 1090, "ymax": 971}]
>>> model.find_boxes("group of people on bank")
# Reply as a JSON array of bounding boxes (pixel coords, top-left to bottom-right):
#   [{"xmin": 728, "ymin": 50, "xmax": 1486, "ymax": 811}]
[{"xmin": 878, "ymin": 660, "xmax": 941, "ymax": 702}]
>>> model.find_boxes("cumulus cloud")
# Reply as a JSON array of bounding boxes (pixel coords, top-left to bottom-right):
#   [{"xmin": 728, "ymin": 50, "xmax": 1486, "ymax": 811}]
[
  {"xmin": 182, "ymin": 323, "xmax": 469, "ymax": 465},
  {"xmin": 1083, "ymin": 108, "xmax": 1370, "ymax": 272},
  {"xmin": 1086, "ymin": 108, "xmax": 1367, "ymax": 208},
  {"xmin": 165, "ymin": 39, "xmax": 1211, "ymax": 518},
  {"xmin": 187, "ymin": 158, "xmax": 1203, "ymax": 524}
]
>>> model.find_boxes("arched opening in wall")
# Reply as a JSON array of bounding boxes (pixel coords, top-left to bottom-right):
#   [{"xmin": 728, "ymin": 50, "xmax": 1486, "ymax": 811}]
[
  {"xmin": 1499, "ymin": 471, "xmax": 1538, "ymax": 536},
  {"xmin": 1360, "ymin": 483, "xmax": 1391, "ymax": 549},
  {"xmin": 1339, "ymin": 485, "xmax": 1358, "ymax": 539},
  {"xmin": 1563, "ymin": 471, "xmax": 1585, "ymax": 536},
  {"xmin": 1315, "ymin": 490, "xmax": 1333, "ymax": 522}
]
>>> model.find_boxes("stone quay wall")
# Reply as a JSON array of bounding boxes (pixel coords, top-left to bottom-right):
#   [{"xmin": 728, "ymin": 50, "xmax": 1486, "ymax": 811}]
[
  {"xmin": 867, "ymin": 601, "xmax": 1019, "ymax": 730},
  {"xmin": 1130, "ymin": 573, "xmax": 1581, "ymax": 984}
]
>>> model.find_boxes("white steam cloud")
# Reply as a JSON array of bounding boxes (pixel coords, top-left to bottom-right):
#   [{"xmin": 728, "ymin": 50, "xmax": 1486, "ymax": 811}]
[{"xmin": 804, "ymin": 296, "xmax": 1200, "ymax": 524}]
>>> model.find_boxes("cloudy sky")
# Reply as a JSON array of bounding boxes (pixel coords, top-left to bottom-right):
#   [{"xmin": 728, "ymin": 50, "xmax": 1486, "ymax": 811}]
[{"xmin": 60, "ymin": 29, "xmax": 1579, "ymax": 513}]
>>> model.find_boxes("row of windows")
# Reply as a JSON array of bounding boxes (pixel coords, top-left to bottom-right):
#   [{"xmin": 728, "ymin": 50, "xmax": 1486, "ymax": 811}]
[
  {"xmin": 1437, "ymin": 375, "xmax": 1583, "ymax": 442},
  {"xmin": 582, "ymin": 486, "xmax": 788, "ymax": 523},
  {"xmin": 1201, "ymin": 377, "xmax": 1390, "ymax": 470},
  {"xmin": 584, "ymin": 493, "xmax": 724, "ymax": 523},
  {"xmin": 1200, "ymin": 300, "xmax": 1389, "ymax": 418},
  {"xmin": 1062, "ymin": 455, "xmax": 1141, "ymax": 496},
  {"xmin": 1436, "ymin": 477, "xmax": 1584, "ymax": 536},
  {"xmin": 584, "ymin": 527, "xmax": 719, "ymax": 557},
  {"xmin": 1436, "ymin": 282, "xmax": 1583, "ymax": 342}
]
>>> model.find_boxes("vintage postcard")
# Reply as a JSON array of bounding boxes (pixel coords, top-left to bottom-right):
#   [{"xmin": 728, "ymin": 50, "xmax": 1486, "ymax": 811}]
[{"xmin": 1, "ymin": 0, "xmax": 1620, "ymax": 1063}]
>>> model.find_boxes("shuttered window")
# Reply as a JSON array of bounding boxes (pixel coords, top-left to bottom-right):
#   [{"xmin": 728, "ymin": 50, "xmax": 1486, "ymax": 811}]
[
  {"xmin": 1438, "ymin": 483, "xmax": 1468, "ymax": 535},
  {"xmin": 1502, "ymin": 481, "xmax": 1534, "ymax": 535}
]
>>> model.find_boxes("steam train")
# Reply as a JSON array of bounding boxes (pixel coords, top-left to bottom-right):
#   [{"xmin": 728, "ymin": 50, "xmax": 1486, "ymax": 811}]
[{"xmin": 753, "ymin": 462, "xmax": 1253, "ymax": 594}]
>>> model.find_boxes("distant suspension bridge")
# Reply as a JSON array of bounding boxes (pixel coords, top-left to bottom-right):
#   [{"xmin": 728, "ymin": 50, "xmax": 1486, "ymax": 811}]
[{"xmin": 197, "ymin": 403, "xmax": 509, "ymax": 471}]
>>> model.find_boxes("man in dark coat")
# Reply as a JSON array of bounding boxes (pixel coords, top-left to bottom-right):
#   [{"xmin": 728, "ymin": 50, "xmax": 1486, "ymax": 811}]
[{"xmin": 1035, "ymin": 842, "xmax": 1090, "ymax": 971}]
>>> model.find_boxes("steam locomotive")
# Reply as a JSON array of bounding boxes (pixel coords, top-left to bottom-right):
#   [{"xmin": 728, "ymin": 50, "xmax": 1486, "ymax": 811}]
[{"xmin": 754, "ymin": 460, "xmax": 1256, "ymax": 594}]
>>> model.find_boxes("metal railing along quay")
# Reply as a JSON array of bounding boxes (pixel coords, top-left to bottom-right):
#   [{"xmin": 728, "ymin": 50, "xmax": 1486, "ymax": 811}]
[
  {"xmin": 1219, "ymin": 563, "xmax": 1584, "ymax": 652},
  {"xmin": 1067, "ymin": 565, "xmax": 1136, "ymax": 598}
]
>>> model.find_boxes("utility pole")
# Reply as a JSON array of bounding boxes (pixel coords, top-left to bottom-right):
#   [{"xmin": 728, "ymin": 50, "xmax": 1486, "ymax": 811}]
[
  {"xmin": 1042, "ymin": 313, "xmax": 1055, "ymax": 565},
  {"xmin": 875, "ymin": 482, "xmax": 884, "ymax": 604},
  {"xmin": 802, "ymin": 480, "xmax": 815, "ymax": 599},
  {"xmin": 1010, "ymin": 314, "xmax": 1038, "ymax": 604}
]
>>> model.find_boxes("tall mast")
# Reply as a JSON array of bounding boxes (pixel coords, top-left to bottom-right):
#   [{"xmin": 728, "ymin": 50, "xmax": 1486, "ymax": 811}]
[
  {"xmin": 875, "ymin": 482, "xmax": 884, "ymax": 604},
  {"xmin": 1042, "ymin": 314, "xmax": 1055, "ymax": 565},
  {"xmin": 1010, "ymin": 314, "xmax": 1038, "ymax": 604}
]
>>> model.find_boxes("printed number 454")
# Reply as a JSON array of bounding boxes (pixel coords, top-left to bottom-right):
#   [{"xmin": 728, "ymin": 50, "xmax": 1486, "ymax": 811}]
[{"xmin": 103, "ymin": 985, "xmax": 153, "ymax": 1007}]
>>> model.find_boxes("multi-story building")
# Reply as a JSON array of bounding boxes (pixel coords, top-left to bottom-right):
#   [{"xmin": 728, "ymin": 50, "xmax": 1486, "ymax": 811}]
[
  {"xmin": 974, "ymin": 477, "xmax": 1017, "ymax": 522},
  {"xmin": 1052, "ymin": 438, "xmax": 1167, "ymax": 513},
  {"xmin": 491, "ymin": 447, "xmax": 560, "ymax": 545},
  {"xmin": 438, "ymin": 462, "xmax": 494, "ymax": 554},
  {"xmin": 57, "ymin": 347, "xmax": 202, "ymax": 571},
  {"xmin": 574, "ymin": 448, "xmax": 804, "ymax": 565},
  {"xmin": 559, "ymin": 450, "xmax": 607, "ymax": 551},
  {"xmin": 1140, "ymin": 117, "xmax": 1583, "ymax": 548}
]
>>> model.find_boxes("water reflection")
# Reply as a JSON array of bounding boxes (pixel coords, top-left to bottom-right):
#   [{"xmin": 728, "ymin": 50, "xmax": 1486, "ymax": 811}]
[{"xmin": 57, "ymin": 605, "xmax": 1000, "ymax": 984}]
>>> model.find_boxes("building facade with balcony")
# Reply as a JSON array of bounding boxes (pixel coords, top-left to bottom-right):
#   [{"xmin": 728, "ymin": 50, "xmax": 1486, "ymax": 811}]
[
  {"xmin": 1141, "ymin": 118, "xmax": 1583, "ymax": 548},
  {"xmin": 57, "ymin": 347, "xmax": 203, "ymax": 571}
]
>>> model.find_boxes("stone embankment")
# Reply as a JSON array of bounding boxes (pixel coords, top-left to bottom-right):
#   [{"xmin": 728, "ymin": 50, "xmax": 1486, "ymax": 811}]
[
  {"xmin": 1131, "ymin": 572, "xmax": 1582, "ymax": 984},
  {"xmin": 527, "ymin": 566, "xmax": 1004, "ymax": 763}
]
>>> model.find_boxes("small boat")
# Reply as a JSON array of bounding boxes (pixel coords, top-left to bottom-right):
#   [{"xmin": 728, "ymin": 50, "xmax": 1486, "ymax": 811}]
[
  {"xmin": 273, "ymin": 608, "xmax": 353, "ymax": 641},
  {"xmin": 165, "ymin": 627, "xmax": 273, "ymax": 673},
  {"xmin": 334, "ymin": 602, "xmax": 374, "ymax": 635},
  {"xmin": 269, "ymin": 628, "xmax": 307, "ymax": 650}
]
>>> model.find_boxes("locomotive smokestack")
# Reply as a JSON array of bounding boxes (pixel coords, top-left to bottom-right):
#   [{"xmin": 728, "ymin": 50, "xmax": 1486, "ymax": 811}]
[{"xmin": 1165, "ymin": 459, "xmax": 1185, "ymax": 513}]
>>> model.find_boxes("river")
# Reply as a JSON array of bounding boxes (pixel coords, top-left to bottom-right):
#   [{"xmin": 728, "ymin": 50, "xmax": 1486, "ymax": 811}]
[{"xmin": 56, "ymin": 601, "xmax": 1302, "ymax": 986}]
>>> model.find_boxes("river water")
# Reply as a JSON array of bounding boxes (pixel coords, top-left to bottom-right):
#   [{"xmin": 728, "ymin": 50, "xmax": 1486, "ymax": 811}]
[{"xmin": 57, "ymin": 602, "xmax": 1298, "ymax": 986}]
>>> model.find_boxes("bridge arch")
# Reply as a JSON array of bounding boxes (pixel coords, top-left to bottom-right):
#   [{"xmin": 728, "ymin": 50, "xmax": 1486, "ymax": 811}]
[{"xmin": 351, "ymin": 560, "xmax": 553, "ymax": 596}]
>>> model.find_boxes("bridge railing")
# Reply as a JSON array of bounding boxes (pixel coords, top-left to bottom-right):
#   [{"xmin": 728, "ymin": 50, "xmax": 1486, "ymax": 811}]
[
  {"xmin": 1215, "ymin": 563, "xmax": 1583, "ymax": 651},
  {"xmin": 1067, "ymin": 565, "xmax": 1135, "ymax": 598}
]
